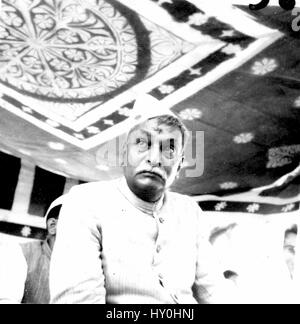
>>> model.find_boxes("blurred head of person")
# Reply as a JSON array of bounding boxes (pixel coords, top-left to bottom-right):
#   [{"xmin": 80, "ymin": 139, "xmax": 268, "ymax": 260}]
[
  {"xmin": 284, "ymin": 225, "xmax": 298, "ymax": 279},
  {"xmin": 45, "ymin": 204, "xmax": 62, "ymax": 251}
]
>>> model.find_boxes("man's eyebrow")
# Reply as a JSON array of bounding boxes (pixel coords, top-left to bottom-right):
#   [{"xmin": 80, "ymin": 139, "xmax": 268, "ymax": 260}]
[
  {"xmin": 161, "ymin": 138, "xmax": 178, "ymax": 145},
  {"xmin": 132, "ymin": 129, "xmax": 151, "ymax": 139},
  {"xmin": 132, "ymin": 129, "xmax": 180, "ymax": 145}
]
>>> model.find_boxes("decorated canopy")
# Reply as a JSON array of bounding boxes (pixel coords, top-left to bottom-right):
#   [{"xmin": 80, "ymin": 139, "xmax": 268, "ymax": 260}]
[{"xmin": 0, "ymin": 0, "xmax": 299, "ymax": 240}]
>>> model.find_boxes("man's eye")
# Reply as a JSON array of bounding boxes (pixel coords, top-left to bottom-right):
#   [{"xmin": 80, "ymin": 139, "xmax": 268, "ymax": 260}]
[
  {"xmin": 136, "ymin": 138, "xmax": 149, "ymax": 150},
  {"xmin": 162, "ymin": 145, "xmax": 176, "ymax": 158}
]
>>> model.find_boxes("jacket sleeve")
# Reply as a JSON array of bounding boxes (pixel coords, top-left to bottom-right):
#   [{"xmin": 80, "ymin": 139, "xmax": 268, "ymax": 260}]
[
  {"xmin": 192, "ymin": 205, "xmax": 239, "ymax": 304},
  {"xmin": 0, "ymin": 243, "xmax": 27, "ymax": 304},
  {"xmin": 50, "ymin": 187, "xmax": 106, "ymax": 304}
]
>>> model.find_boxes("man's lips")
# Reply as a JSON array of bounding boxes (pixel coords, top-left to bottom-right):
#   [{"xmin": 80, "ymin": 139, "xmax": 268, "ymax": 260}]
[{"xmin": 137, "ymin": 171, "xmax": 165, "ymax": 181}]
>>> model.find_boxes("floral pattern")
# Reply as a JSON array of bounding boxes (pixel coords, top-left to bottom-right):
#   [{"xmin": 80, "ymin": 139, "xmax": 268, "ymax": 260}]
[
  {"xmin": 21, "ymin": 226, "xmax": 32, "ymax": 238},
  {"xmin": 267, "ymin": 145, "xmax": 300, "ymax": 169},
  {"xmin": 220, "ymin": 182, "xmax": 239, "ymax": 190},
  {"xmin": 48, "ymin": 142, "xmax": 65, "ymax": 151},
  {"xmin": 251, "ymin": 58, "xmax": 278, "ymax": 76},
  {"xmin": 118, "ymin": 107, "xmax": 132, "ymax": 117},
  {"xmin": 221, "ymin": 30, "xmax": 235, "ymax": 38},
  {"xmin": 233, "ymin": 133, "xmax": 254, "ymax": 144},
  {"xmin": 0, "ymin": 0, "xmax": 139, "ymax": 100},
  {"xmin": 188, "ymin": 13, "xmax": 209, "ymax": 26},
  {"xmin": 282, "ymin": 204, "xmax": 296, "ymax": 213},
  {"xmin": 222, "ymin": 44, "xmax": 242, "ymax": 55},
  {"xmin": 179, "ymin": 108, "xmax": 203, "ymax": 121},
  {"xmin": 215, "ymin": 202, "xmax": 227, "ymax": 211},
  {"xmin": 247, "ymin": 204, "xmax": 260, "ymax": 213},
  {"xmin": 87, "ymin": 126, "xmax": 101, "ymax": 135},
  {"xmin": 158, "ymin": 85, "xmax": 175, "ymax": 95}
]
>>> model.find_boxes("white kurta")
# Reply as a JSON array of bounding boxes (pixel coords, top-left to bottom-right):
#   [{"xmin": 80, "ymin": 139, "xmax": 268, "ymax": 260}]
[
  {"xmin": 50, "ymin": 178, "xmax": 234, "ymax": 304},
  {"xmin": 0, "ymin": 243, "xmax": 27, "ymax": 304}
]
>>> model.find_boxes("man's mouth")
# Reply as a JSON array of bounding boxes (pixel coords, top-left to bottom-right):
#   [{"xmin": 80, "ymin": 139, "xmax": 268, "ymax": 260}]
[{"xmin": 138, "ymin": 171, "xmax": 165, "ymax": 182}]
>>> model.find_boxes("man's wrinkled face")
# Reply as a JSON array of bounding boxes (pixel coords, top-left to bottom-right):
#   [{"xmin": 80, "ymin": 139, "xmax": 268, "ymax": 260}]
[{"xmin": 123, "ymin": 119, "xmax": 184, "ymax": 197}]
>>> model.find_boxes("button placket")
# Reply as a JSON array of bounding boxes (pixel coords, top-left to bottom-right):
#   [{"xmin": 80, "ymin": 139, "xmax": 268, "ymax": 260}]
[{"xmin": 152, "ymin": 210, "xmax": 165, "ymax": 264}]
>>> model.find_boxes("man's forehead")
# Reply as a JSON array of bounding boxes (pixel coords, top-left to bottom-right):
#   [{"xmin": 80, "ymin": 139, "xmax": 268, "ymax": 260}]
[{"xmin": 130, "ymin": 119, "xmax": 182, "ymax": 138}]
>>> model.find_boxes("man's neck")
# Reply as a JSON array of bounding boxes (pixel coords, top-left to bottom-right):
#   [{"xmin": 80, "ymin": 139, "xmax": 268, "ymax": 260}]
[
  {"xmin": 117, "ymin": 177, "xmax": 165, "ymax": 215},
  {"xmin": 130, "ymin": 185, "xmax": 164, "ymax": 204}
]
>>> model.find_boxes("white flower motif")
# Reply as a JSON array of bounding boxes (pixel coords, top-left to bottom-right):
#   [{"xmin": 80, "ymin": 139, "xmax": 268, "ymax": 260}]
[
  {"xmin": 34, "ymin": 15, "xmax": 55, "ymax": 29},
  {"xmin": 11, "ymin": 16, "xmax": 23, "ymax": 28},
  {"xmin": 58, "ymin": 30, "xmax": 79, "ymax": 44},
  {"xmin": 222, "ymin": 44, "xmax": 242, "ymax": 55},
  {"xmin": 189, "ymin": 68, "xmax": 202, "ymax": 76},
  {"xmin": 282, "ymin": 204, "xmax": 295, "ymax": 213},
  {"xmin": 81, "ymin": 67, "xmax": 109, "ymax": 82},
  {"xmin": 266, "ymin": 145, "xmax": 300, "ymax": 169},
  {"xmin": 54, "ymin": 77, "xmax": 70, "ymax": 89},
  {"xmin": 188, "ymin": 13, "xmax": 209, "ymax": 26},
  {"xmin": 118, "ymin": 107, "xmax": 132, "ymax": 117},
  {"xmin": 50, "ymin": 59, "xmax": 70, "ymax": 71},
  {"xmin": 251, "ymin": 58, "xmax": 278, "ymax": 76},
  {"xmin": 88, "ymin": 37, "xmax": 116, "ymax": 55},
  {"xmin": 220, "ymin": 182, "xmax": 238, "ymax": 190},
  {"xmin": 247, "ymin": 204, "xmax": 260, "ymax": 213},
  {"xmin": 48, "ymin": 142, "xmax": 65, "ymax": 151},
  {"xmin": 104, "ymin": 119, "xmax": 114, "ymax": 126},
  {"xmin": 294, "ymin": 96, "xmax": 300, "ymax": 108},
  {"xmin": 158, "ymin": 85, "xmax": 175, "ymax": 95},
  {"xmin": 179, "ymin": 108, "xmax": 202, "ymax": 121},
  {"xmin": 87, "ymin": 126, "xmax": 101, "ymax": 134},
  {"xmin": 233, "ymin": 133, "xmax": 254, "ymax": 144},
  {"xmin": 64, "ymin": 49, "xmax": 85, "ymax": 62},
  {"xmin": 22, "ymin": 106, "xmax": 33, "ymax": 114},
  {"xmin": 221, "ymin": 30, "xmax": 235, "ymax": 38},
  {"xmin": 21, "ymin": 226, "xmax": 31, "ymax": 238},
  {"xmin": 46, "ymin": 119, "xmax": 60, "ymax": 128},
  {"xmin": 0, "ymin": 44, "xmax": 18, "ymax": 58},
  {"xmin": 215, "ymin": 202, "xmax": 227, "ymax": 211},
  {"xmin": 63, "ymin": 4, "xmax": 88, "ymax": 23}
]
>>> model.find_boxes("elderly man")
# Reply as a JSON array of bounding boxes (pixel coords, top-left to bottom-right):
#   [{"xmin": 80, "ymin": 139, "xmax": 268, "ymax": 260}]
[
  {"xmin": 50, "ymin": 96, "xmax": 233, "ymax": 304},
  {"xmin": 0, "ymin": 199, "xmax": 61, "ymax": 304},
  {"xmin": 20, "ymin": 201, "xmax": 61, "ymax": 304}
]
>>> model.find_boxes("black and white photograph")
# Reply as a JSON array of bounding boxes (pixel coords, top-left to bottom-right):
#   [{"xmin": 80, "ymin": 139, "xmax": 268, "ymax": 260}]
[{"xmin": 0, "ymin": 0, "xmax": 299, "ymax": 307}]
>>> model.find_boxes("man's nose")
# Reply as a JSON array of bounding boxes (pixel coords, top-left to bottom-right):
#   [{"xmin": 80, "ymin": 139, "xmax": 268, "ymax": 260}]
[{"xmin": 147, "ymin": 144, "xmax": 162, "ymax": 167}]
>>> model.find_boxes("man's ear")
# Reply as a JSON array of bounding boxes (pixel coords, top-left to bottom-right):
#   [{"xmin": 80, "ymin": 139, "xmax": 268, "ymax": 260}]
[{"xmin": 177, "ymin": 155, "xmax": 185, "ymax": 173}]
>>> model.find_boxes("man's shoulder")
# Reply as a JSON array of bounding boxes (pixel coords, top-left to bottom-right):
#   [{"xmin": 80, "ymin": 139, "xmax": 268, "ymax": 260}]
[
  {"xmin": 168, "ymin": 191, "xmax": 201, "ymax": 212},
  {"xmin": 69, "ymin": 179, "xmax": 118, "ymax": 197}
]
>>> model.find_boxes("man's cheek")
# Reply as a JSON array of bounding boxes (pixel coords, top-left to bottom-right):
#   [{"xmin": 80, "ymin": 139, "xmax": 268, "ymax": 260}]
[
  {"xmin": 163, "ymin": 162, "xmax": 177, "ymax": 177},
  {"xmin": 127, "ymin": 152, "xmax": 144, "ymax": 168}
]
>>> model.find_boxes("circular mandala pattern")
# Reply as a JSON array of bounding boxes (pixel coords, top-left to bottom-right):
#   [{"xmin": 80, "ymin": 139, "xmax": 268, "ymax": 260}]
[{"xmin": 0, "ymin": 0, "xmax": 141, "ymax": 101}]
